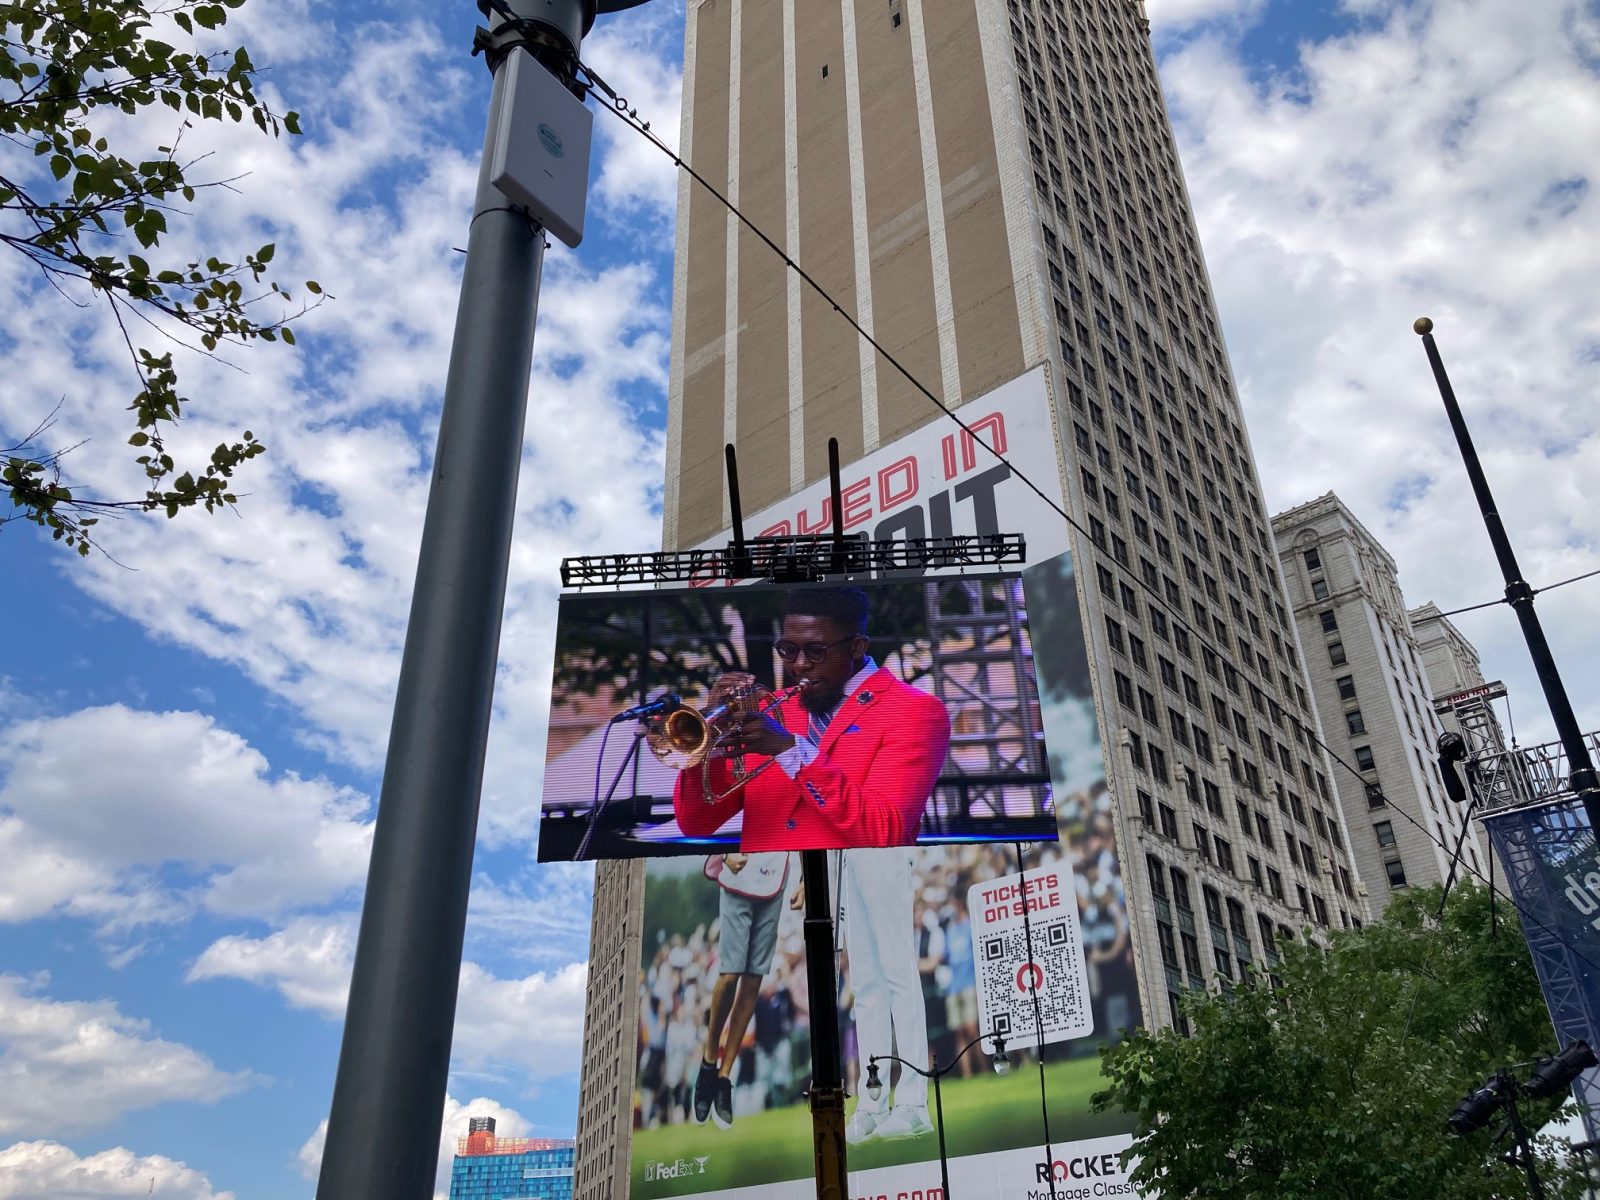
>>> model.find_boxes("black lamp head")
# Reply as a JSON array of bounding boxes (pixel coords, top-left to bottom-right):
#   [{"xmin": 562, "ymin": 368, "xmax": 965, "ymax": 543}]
[
  {"xmin": 864, "ymin": 1060, "xmax": 883, "ymax": 1102},
  {"xmin": 1448, "ymin": 1078, "xmax": 1506, "ymax": 1135},
  {"xmin": 1525, "ymin": 1041, "xmax": 1598, "ymax": 1101}
]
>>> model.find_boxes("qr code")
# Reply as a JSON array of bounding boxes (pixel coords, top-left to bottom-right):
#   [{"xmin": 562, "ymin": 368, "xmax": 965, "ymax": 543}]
[{"xmin": 976, "ymin": 918, "xmax": 1091, "ymax": 1044}]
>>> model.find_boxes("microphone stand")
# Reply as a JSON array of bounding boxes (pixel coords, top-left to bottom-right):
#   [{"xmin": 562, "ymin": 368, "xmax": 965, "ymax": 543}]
[{"xmin": 577, "ymin": 722, "xmax": 649, "ymax": 861}]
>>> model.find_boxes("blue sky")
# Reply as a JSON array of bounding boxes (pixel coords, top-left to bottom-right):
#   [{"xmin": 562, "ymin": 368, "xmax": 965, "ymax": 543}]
[{"xmin": 2, "ymin": 0, "xmax": 1598, "ymax": 1196}]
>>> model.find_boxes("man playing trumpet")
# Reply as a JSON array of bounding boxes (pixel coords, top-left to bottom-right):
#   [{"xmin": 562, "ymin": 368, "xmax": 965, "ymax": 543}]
[{"xmin": 671, "ymin": 587, "xmax": 951, "ymax": 852}]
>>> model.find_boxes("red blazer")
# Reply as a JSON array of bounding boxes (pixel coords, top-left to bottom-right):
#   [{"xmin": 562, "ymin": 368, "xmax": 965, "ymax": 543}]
[{"xmin": 672, "ymin": 668, "xmax": 951, "ymax": 851}]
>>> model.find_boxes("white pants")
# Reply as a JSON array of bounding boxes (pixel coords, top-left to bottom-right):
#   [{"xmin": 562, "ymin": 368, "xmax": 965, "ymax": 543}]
[{"xmin": 841, "ymin": 849, "xmax": 928, "ymax": 1111}]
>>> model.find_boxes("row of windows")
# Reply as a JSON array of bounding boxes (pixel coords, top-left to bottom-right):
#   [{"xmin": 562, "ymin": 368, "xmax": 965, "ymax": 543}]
[{"xmin": 1008, "ymin": 0, "xmax": 1354, "ymax": 945}]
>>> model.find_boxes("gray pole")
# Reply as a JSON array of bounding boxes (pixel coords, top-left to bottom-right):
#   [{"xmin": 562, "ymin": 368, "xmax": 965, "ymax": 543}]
[{"xmin": 314, "ymin": 3, "xmax": 592, "ymax": 1197}]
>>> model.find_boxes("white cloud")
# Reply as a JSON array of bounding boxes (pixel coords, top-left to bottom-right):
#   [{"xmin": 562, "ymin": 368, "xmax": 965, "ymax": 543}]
[
  {"xmin": 187, "ymin": 918, "xmax": 589, "ymax": 1082},
  {"xmin": 0, "ymin": 1141, "xmax": 232, "ymax": 1200},
  {"xmin": 1143, "ymin": 0, "xmax": 1267, "ymax": 31},
  {"xmin": 0, "ymin": 12, "xmax": 670, "ymax": 811},
  {"xmin": 583, "ymin": 4, "xmax": 685, "ymax": 220},
  {"xmin": 297, "ymin": 1094, "xmax": 536, "ymax": 1200},
  {"xmin": 463, "ymin": 865, "xmax": 594, "ymax": 966},
  {"xmin": 0, "ymin": 706, "xmax": 372, "ymax": 933},
  {"xmin": 0, "ymin": 975, "xmax": 249, "ymax": 1138},
  {"xmin": 1160, "ymin": 0, "xmax": 1600, "ymax": 741},
  {"xmin": 451, "ymin": 960, "xmax": 589, "ymax": 1084},
  {"xmin": 186, "ymin": 914, "xmax": 357, "ymax": 1015}
]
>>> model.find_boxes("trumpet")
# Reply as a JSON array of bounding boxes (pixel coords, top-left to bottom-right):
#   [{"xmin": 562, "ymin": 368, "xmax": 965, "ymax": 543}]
[{"xmin": 647, "ymin": 680, "xmax": 811, "ymax": 800}]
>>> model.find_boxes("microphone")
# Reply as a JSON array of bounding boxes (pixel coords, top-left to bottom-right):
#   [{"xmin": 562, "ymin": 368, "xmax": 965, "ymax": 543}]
[{"xmin": 610, "ymin": 693, "xmax": 681, "ymax": 724}]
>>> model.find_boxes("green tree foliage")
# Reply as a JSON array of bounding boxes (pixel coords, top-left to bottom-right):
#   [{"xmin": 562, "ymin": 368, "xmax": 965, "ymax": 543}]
[
  {"xmin": 1093, "ymin": 883, "xmax": 1588, "ymax": 1199},
  {"xmin": 0, "ymin": 0, "xmax": 321, "ymax": 555}
]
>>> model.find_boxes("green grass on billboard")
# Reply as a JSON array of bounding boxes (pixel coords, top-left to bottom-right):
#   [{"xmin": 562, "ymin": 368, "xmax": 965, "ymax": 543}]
[{"xmin": 631, "ymin": 1056, "xmax": 1134, "ymax": 1198}]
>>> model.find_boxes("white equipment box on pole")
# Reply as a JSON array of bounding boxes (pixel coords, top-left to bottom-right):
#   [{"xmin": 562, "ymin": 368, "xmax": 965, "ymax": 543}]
[{"xmin": 489, "ymin": 49, "xmax": 593, "ymax": 248}]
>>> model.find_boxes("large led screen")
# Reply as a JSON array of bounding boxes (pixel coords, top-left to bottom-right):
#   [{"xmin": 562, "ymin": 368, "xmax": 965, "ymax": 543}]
[
  {"xmin": 624, "ymin": 551, "xmax": 1144, "ymax": 1199},
  {"xmin": 537, "ymin": 573, "xmax": 1057, "ymax": 860}
]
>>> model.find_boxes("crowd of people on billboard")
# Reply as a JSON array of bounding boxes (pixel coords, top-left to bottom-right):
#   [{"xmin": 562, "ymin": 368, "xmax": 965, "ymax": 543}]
[{"xmin": 633, "ymin": 779, "xmax": 1136, "ymax": 1137}]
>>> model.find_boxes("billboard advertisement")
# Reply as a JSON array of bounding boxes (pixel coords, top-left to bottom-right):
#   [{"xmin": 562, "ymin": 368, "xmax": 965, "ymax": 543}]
[
  {"xmin": 537, "ymin": 574, "xmax": 1056, "ymax": 861},
  {"xmin": 1481, "ymin": 797, "xmax": 1600, "ymax": 1139},
  {"xmin": 692, "ymin": 365, "xmax": 1069, "ymax": 568},
  {"xmin": 626, "ymin": 551, "xmax": 1145, "ymax": 1200}
]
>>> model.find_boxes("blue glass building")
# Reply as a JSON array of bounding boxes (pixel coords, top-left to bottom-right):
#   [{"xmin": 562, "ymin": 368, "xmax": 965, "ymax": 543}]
[{"xmin": 448, "ymin": 1118, "xmax": 575, "ymax": 1200}]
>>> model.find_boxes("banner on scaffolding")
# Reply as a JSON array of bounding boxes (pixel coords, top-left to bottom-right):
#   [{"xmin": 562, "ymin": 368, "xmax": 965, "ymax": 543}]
[{"xmin": 1481, "ymin": 798, "xmax": 1600, "ymax": 1132}]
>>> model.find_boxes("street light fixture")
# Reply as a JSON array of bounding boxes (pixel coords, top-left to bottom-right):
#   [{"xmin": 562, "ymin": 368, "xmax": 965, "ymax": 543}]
[
  {"xmin": 1447, "ymin": 1040, "xmax": 1596, "ymax": 1200},
  {"xmin": 865, "ymin": 1032, "xmax": 1012, "ymax": 1200}
]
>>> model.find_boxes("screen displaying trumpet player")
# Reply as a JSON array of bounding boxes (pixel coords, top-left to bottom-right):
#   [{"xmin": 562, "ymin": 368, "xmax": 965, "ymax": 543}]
[
  {"xmin": 537, "ymin": 572, "xmax": 1057, "ymax": 862},
  {"xmin": 668, "ymin": 587, "xmax": 952, "ymax": 852}
]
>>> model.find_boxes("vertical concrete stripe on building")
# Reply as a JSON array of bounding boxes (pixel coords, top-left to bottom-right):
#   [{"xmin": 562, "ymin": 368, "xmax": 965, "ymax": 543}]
[
  {"xmin": 662, "ymin": 1, "xmax": 699, "ymax": 551},
  {"xmin": 973, "ymin": 0, "xmax": 1051, "ymax": 368},
  {"xmin": 783, "ymin": 0, "xmax": 805, "ymax": 493},
  {"xmin": 905, "ymin": 0, "xmax": 962, "ymax": 410},
  {"xmin": 839, "ymin": 0, "xmax": 879, "ymax": 452},
  {"xmin": 721, "ymin": 0, "xmax": 743, "ymax": 530}
]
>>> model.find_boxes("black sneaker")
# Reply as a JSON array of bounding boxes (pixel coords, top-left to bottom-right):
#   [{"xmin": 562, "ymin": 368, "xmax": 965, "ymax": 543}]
[
  {"xmin": 693, "ymin": 1059, "xmax": 717, "ymax": 1124},
  {"xmin": 712, "ymin": 1074, "xmax": 733, "ymax": 1130}
]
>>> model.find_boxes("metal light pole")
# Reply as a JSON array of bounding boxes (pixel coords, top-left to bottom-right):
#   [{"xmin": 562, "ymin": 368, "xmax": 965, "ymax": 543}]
[
  {"xmin": 1413, "ymin": 318, "xmax": 1600, "ymax": 833},
  {"xmin": 313, "ymin": 3, "xmax": 647, "ymax": 1197},
  {"xmin": 865, "ymin": 1032, "xmax": 1011, "ymax": 1200}
]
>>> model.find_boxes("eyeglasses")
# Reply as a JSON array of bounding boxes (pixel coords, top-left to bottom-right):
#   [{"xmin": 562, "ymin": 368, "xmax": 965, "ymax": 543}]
[{"xmin": 774, "ymin": 634, "xmax": 857, "ymax": 663}]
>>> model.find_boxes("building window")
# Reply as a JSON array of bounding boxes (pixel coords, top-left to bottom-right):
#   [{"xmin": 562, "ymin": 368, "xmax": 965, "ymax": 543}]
[
  {"xmin": 1303, "ymin": 548, "xmax": 1321, "ymax": 571},
  {"xmin": 1336, "ymin": 675, "xmax": 1356, "ymax": 701},
  {"xmin": 1374, "ymin": 820, "xmax": 1396, "ymax": 848},
  {"xmin": 1385, "ymin": 859, "xmax": 1409, "ymax": 888},
  {"xmin": 1346, "ymin": 710, "xmax": 1367, "ymax": 736},
  {"xmin": 1312, "ymin": 578, "xmax": 1330, "ymax": 601},
  {"xmin": 1354, "ymin": 745, "xmax": 1376, "ymax": 772},
  {"xmin": 1319, "ymin": 610, "xmax": 1338, "ymax": 633},
  {"xmin": 1215, "ymin": 837, "xmax": 1235, "ymax": 876},
  {"xmin": 1366, "ymin": 783, "xmax": 1386, "ymax": 809},
  {"xmin": 1328, "ymin": 641, "xmax": 1347, "ymax": 666}
]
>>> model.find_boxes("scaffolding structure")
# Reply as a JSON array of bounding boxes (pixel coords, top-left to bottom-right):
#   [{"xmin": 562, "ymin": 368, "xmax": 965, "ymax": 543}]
[
  {"xmin": 921, "ymin": 575, "xmax": 1050, "ymax": 835},
  {"xmin": 1468, "ymin": 722, "xmax": 1600, "ymax": 1150},
  {"xmin": 1482, "ymin": 797, "xmax": 1600, "ymax": 1145}
]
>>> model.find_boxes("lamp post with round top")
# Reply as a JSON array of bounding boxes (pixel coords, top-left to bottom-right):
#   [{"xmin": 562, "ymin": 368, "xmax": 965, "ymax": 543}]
[{"xmin": 865, "ymin": 1031, "xmax": 1012, "ymax": 1200}]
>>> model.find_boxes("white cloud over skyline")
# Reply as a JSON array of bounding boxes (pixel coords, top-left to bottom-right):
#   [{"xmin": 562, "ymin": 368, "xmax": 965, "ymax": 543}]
[
  {"xmin": 0, "ymin": 706, "xmax": 373, "ymax": 933},
  {"xmin": 0, "ymin": 975, "xmax": 249, "ymax": 1138},
  {"xmin": 1161, "ymin": 0, "xmax": 1600, "ymax": 740},
  {"xmin": 0, "ymin": 1141, "xmax": 234, "ymax": 1200},
  {"xmin": 186, "ymin": 914, "xmax": 589, "ymax": 1085}
]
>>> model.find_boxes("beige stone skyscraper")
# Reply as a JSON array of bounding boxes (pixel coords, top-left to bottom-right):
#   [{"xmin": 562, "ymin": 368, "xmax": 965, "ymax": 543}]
[
  {"xmin": 1272, "ymin": 494, "xmax": 1488, "ymax": 916},
  {"xmin": 574, "ymin": 2, "xmax": 1369, "ymax": 1194}
]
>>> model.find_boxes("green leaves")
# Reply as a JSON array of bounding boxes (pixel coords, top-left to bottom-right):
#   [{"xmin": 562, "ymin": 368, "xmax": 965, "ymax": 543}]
[
  {"xmin": 1093, "ymin": 884, "xmax": 1588, "ymax": 1200},
  {"xmin": 0, "ymin": 0, "xmax": 322, "ymax": 559},
  {"xmin": 132, "ymin": 206, "xmax": 166, "ymax": 247}
]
